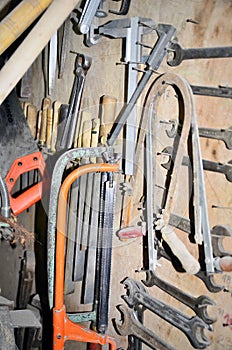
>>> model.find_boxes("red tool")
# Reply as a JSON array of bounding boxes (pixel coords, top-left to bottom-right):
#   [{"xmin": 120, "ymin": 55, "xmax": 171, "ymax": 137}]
[
  {"xmin": 53, "ymin": 163, "xmax": 119, "ymax": 349},
  {"xmin": 0, "ymin": 89, "xmax": 45, "ymax": 215}
]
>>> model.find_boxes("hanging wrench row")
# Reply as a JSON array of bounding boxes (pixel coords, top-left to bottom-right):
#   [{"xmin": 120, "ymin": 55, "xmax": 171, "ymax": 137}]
[{"xmin": 115, "ymin": 278, "xmax": 212, "ymax": 349}]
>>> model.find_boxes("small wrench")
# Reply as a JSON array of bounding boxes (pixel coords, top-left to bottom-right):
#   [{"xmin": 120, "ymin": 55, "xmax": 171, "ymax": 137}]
[
  {"xmin": 122, "ymin": 278, "xmax": 211, "ymax": 349},
  {"xmin": 167, "ymin": 42, "xmax": 232, "ymax": 66},
  {"xmin": 211, "ymin": 225, "xmax": 232, "ymax": 257},
  {"xmin": 115, "ymin": 304, "xmax": 176, "ymax": 350},
  {"xmin": 142, "ymin": 272, "xmax": 216, "ymax": 324},
  {"xmin": 199, "ymin": 126, "xmax": 232, "ymax": 150}
]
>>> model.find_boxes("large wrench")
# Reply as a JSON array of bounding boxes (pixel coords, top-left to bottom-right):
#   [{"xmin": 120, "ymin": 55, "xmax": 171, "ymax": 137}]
[
  {"xmin": 167, "ymin": 42, "xmax": 232, "ymax": 66},
  {"xmin": 115, "ymin": 304, "xmax": 176, "ymax": 350},
  {"xmin": 142, "ymin": 272, "xmax": 216, "ymax": 324},
  {"xmin": 211, "ymin": 225, "xmax": 232, "ymax": 257},
  {"xmin": 122, "ymin": 278, "xmax": 211, "ymax": 349}
]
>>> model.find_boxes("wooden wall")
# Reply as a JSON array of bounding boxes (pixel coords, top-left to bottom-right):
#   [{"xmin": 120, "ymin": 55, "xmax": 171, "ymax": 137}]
[{"xmin": 1, "ymin": 0, "xmax": 232, "ymax": 349}]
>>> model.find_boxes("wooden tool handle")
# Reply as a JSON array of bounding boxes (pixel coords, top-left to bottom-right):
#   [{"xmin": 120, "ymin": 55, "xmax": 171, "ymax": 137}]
[
  {"xmin": 161, "ymin": 225, "xmax": 200, "ymax": 274},
  {"xmin": 51, "ymin": 100, "xmax": 62, "ymax": 152},
  {"xmin": 100, "ymin": 95, "xmax": 117, "ymax": 144},
  {"xmin": 39, "ymin": 97, "xmax": 51, "ymax": 146}
]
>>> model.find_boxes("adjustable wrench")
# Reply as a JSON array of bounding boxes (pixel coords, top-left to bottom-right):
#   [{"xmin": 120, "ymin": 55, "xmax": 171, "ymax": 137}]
[
  {"xmin": 115, "ymin": 304, "xmax": 176, "ymax": 350},
  {"xmin": 167, "ymin": 42, "xmax": 232, "ymax": 66},
  {"xmin": 122, "ymin": 278, "xmax": 211, "ymax": 349},
  {"xmin": 142, "ymin": 272, "xmax": 216, "ymax": 325},
  {"xmin": 199, "ymin": 126, "xmax": 232, "ymax": 150}
]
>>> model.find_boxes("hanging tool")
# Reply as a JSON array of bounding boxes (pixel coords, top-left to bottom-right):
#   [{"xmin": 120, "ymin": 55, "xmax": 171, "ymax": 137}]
[
  {"xmin": 142, "ymin": 273, "xmax": 216, "ymax": 325},
  {"xmin": 77, "ymin": 0, "xmax": 102, "ymax": 34},
  {"xmin": 162, "ymin": 150, "xmax": 232, "ymax": 183},
  {"xmin": 0, "ymin": 89, "xmax": 45, "ymax": 215},
  {"xmin": 122, "ymin": 278, "xmax": 211, "ymax": 349},
  {"xmin": 58, "ymin": 15, "xmax": 71, "ymax": 79},
  {"xmin": 56, "ymin": 53, "xmax": 92, "ymax": 151},
  {"xmin": 97, "ymin": 177, "xmax": 116, "ymax": 334},
  {"xmin": 53, "ymin": 163, "xmax": 118, "ymax": 349},
  {"xmin": 191, "ymin": 84, "xmax": 232, "ymax": 99},
  {"xmin": 144, "ymin": 73, "xmax": 200, "ymax": 276},
  {"xmin": 167, "ymin": 42, "xmax": 232, "ymax": 66},
  {"xmin": 211, "ymin": 225, "xmax": 232, "ymax": 257},
  {"xmin": 48, "ymin": 31, "xmax": 58, "ymax": 96},
  {"xmin": 47, "ymin": 146, "xmax": 109, "ymax": 308},
  {"xmin": 198, "ymin": 126, "xmax": 232, "ymax": 150},
  {"xmin": 115, "ymin": 304, "xmax": 176, "ymax": 350}
]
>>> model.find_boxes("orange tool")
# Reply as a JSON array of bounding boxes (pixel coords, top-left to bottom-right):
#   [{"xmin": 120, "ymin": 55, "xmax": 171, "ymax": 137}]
[{"xmin": 53, "ymin": 163, "xmax": 119, "ymax": 350}]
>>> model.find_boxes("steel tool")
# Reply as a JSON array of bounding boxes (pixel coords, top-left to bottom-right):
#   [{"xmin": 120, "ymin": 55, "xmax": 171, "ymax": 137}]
[
  {"xmin": 0, "ymin": 89, "xmax": 45, "ymax": 215},
  {"xmin": 101, "ymin": 22, "xmax": 176, "ymax": 146},
  {"xmin": 211, "ymin": 225, "xmax": 232, "ymax": 257},
  {"xmin": 115, "ymin": 304, "xmax": 176, "ymax": 350},
  {"xmin": 142, "ymin": 273, "xmax": 216, "ymax": 324},
  {"xmin": 198, "ymin": 126, "xmax": 232, "ymax": 150},
  {"xmin": 162, "ymin": 150, "xmax": 232, "ymax": 183},
  {"xmin": 97, "ymin": 178, "xmax": 116, "ymax": 334},
  {"xmin": 77, "ymin": 0, "xmax": 102, "ymax": 34},
  {"xmin": 53, "ymin": 162, "xmax": 118, "ymax": 349},
  {"xmin": 167, "ymin": 42, "xmax": 232, "ymax": 66},
  {"xmin": 56, "ymin": 53, "xmax": 92, "ymax": 151},
  {"xmin": 191, "ymin": 85, "xmax": 232, "ymax": 99},
  {"xmin": 122, "ymin": 278, "xmax": 211, "ymax": 349},
  {"xmin": 142, "ymin": 73, "xmax": 200, "ymax": 276}
]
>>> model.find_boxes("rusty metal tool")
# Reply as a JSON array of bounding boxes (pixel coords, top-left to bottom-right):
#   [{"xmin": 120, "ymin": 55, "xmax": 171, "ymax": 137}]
[
  {"xmin": 0, "ymin": 89, "xmax": 45, "ymax": 215},
  {"xmin": 122, "ymin": 278, "xmax": 211, "ymax": 349},
  {"xmin": 58, "ymin": 15, "xmax": 71, "ymax": 79},
  {"xmin": 56, "ymin": 53, "xmax": 92, "ymax": 151},
  {"xmin": 53, "ymin": 162, "xmax": 118, "ymax": 349},
  {"xmin": 191, "ymin": 84, "xmax": 232, "ymax": 99},
  {"xmin": 198, "ymin": 126, "xmax": 232, "ymax": 150},
  {"xmin": 211, "ymin": 225, "xmax": 232, "ymax": 257},
  {"xmin": 142, "ymin": 273, "xmax": 216, "ymax": 325},
  {"xmin": 167, "ymin": 42, "xmax": 232, "ymax": 66},
  {"xmin": 47, "ymin": 146, "xmax": 109, "ymax": 308},
  {"xmin": 115, "ymin": 304, "xmax": 176, "ymax": 350}
]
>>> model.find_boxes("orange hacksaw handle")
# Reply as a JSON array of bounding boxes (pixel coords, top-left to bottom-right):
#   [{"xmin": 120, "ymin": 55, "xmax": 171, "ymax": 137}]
[{"xmin": 5, "ymin": 151, "xmax": 46, "ymax": 215}]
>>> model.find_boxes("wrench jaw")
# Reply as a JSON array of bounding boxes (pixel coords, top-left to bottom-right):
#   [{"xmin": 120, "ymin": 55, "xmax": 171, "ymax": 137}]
[
  {"xmin": 121, "ymin": 277, "xmax": 146, "ymax": 307},
  {"xmin": 211, "ymin": 225, "xmax": 232, "ymax": 257},
  {"xmin": 194, "ymin": 295, "xmax": 217, "ymax": 325},
  {"xmin": 191, "ymin": 320, "xmax": 212, "ymax": 349}
]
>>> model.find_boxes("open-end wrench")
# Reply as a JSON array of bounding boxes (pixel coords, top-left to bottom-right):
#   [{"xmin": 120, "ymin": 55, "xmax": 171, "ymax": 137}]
[
  {"xmin": 199, "ymin": 126, "xmax": 232, "ymax": 150},
  {"xmin": 142, "ymin": 272, "xmax": 216, "ymax": 324},
  {"xmin": 115, "ymin": 304, "xmax": 176, "ymax": 350},
  {"xmin": 211, "ymin": 225, "xmax": 232, "ymax": 257},
  {"xmin": 191, "ymin": 85, "xmax": 232, "ymax": 99},
  {"xmin": 56, "ymin": 53, "xmax": 92, "ymax": 151},
  {"xmin": 167, "ymin": 42, "xmax": 232, "ymax": 67},
  {"xmin": 122, "ymin": 278, "xmax": 211, "ymax": 349},
  {"xmin": 161, "ymin": 147, "xmax": 232, "ymax": 183}
]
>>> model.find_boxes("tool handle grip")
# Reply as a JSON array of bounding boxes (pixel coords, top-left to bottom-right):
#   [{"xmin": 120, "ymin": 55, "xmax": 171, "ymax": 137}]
[
  {"xmin": 5, "ymin": 152, "xmax": 46, "ymax": 215},
  {"xmin": 161, "ymin": 225, "xmax": 200, "ymax": 274}
]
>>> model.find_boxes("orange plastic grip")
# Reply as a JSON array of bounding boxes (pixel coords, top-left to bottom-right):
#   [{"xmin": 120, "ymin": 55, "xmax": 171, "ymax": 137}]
[{"xmin": 5, "ymin": 151, "xmax": 46, "ymax": 215}]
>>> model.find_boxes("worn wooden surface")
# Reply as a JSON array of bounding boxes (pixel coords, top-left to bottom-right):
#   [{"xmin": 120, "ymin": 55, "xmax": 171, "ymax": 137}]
[{"xmin": 0, "ymin": 0, "xmax": 232, "ymax": 349}]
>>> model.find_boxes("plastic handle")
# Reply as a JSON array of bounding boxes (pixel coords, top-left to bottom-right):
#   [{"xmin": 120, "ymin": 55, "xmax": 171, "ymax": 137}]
[{"xmin": 5, "ymin": 151, "xmax": 46, "ymax": 215}]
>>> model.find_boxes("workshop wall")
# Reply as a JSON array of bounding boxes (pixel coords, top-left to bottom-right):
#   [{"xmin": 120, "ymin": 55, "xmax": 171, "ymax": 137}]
[{"xmin": 0, "ymin": 0, "xmax": 232, "ymax": 349}]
